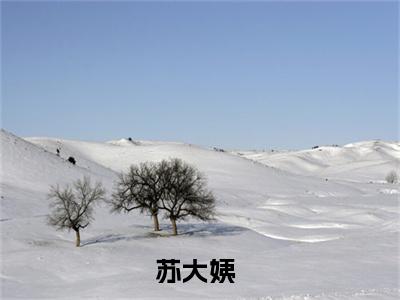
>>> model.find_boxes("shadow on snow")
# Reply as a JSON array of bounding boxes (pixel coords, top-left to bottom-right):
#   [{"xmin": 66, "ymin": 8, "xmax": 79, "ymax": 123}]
[{"xmin": 82, "ymin": 222, "xmax": 247, "ymax": 246}]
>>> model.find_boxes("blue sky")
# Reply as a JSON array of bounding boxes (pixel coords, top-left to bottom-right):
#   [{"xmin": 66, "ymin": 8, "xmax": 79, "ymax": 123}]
[{"xmin": 1, "ymin": 1, "xmax": 398, "ymax": 149}]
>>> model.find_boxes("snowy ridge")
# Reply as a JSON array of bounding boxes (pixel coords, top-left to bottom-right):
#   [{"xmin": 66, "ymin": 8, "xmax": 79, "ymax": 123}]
[
  {"xmin": 1, "ymin": 129, "xmax": 399, "ymax": 299},
  {"xmin": 233, "ymin": 140, "xmax": 400, "ymax": 182}
]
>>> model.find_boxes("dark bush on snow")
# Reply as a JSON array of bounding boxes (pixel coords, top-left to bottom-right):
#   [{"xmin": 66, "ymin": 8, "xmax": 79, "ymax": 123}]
[
  {"xmin": 213, "ymin": 147, "xmax": 225, "ymax": 152},
  {"xmin": 386, "ymin": 171, "xmax": 398, "ymax": 184},
  {"xmin": 68, "ymin": 156, "xmax": 76, "ymax": 165}
]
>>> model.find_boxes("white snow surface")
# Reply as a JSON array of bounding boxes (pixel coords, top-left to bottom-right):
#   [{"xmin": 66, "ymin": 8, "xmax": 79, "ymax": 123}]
[
  {"xmin": 1, "ymin": 130, "xmax": 399, "ymax": 299},
  {"xmin": 232, "ymin": 141, "xmax": 400, "ymax": 183}
]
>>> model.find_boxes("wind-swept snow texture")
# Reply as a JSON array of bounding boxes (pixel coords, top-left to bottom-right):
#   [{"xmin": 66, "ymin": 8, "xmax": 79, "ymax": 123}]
[
  {"xmin": 233, "ymin": 141, "xmax": 400, "ymax": 183},
  {"xmin": 1, "ymin": 129, "xmax": 399, "ymax": 299}
]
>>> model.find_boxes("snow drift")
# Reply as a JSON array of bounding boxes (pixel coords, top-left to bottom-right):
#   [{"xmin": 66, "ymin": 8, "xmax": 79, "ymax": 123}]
[
  {"xmin": 233, "ymin": 141, "xmax": 400, "ymax": 182},
  {"xmin": 1, "ymin": 129, "xmax": 399, "ymax": 299}
]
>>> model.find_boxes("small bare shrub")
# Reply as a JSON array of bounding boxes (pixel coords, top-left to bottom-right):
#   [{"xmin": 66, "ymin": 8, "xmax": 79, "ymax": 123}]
[{"xmin": 385, "ymin": 171, "xmax": 398, "ymax": 184}]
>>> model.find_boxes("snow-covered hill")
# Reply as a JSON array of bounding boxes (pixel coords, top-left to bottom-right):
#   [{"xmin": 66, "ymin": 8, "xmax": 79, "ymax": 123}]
[
  {"xmin": 1, "ymin": 129, "xmax": 399, "ymax": 299},
  {"xmin": 233, "ymin": 141, "xmax": 400, "ymax": 183}
]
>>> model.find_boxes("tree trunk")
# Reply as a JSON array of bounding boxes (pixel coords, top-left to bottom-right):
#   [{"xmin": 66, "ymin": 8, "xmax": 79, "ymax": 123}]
[
  {"xmin": 75, "ymin": 229, "xmax": 81, "ymax": 247},
  {"xmin": 152, "ymin": 213, "xmax": 160, "ymax": 231},
  {"xmin": 170, "ymin": 218, "xmax": 178, "ymax": 235}
]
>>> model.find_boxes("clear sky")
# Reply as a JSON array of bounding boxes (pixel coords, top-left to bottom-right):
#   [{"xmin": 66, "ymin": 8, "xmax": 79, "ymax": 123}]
[{"xmin": 1, "ymin": 1, "xmax": 398, "ymax": 149}]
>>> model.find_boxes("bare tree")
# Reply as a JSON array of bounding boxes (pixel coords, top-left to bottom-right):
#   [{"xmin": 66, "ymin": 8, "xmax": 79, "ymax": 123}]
[
  {"xmin": 160, "ymin": 158, "xmax": 215, "ymax": 235},
  {"xmin": 109, "ymin": 161, "xmax": 168, "ymax": 231},
  {"xmin": 386, "ymin": 170, "xmax": 398, "ymax": 184},
  {"xmin": 48, "ymin": 177, "xmax": 105, "ymax": 247}
]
